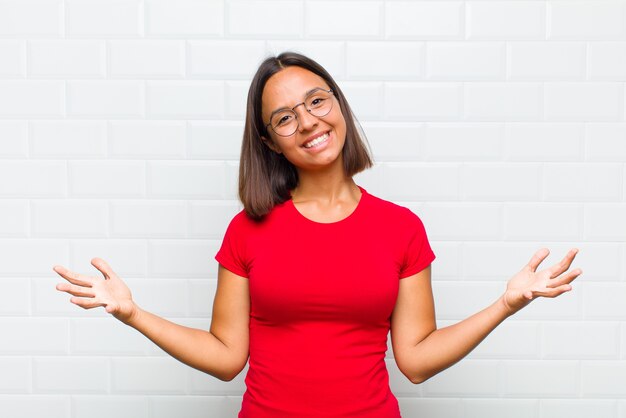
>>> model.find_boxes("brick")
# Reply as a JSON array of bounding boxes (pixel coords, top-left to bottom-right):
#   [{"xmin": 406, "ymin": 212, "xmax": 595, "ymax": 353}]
[
  {"xmin": 589, "ymin": 42, "xmax": 626, "ymax": 80},
  {"xmin": 0, "ymin": 81, "xmax": 64, "ymax": 117},
  {"xmin": 146, "ymin": 0, "xmax": 223, "ymax": 36},
  {"xmin": 346, "ymin": 42, "xmax": 423, "ymax": 80},
  {"xmin": 424, "ymin": 360, "xmax": 500, "ymax": 396},
  {"xmin": 0, "ymin": 358, "xmax": 30, "ymax": 393},
  {"xmin": 34, "ymin": 277, "xmax": 106, "ymax": 317},
  {"xmin": 469, "ymin": 322, "xmax": 540, "ymax": 359},
  {"xmin": 0, "ymin": 201, "xmax": 27, "ymax": 237},
  {"xmin": 188, "ymin": 121, "xmax": 243, "ymax": 160},
  {"xmin": 427, "ymin": 42, "xmax": 505, "ymax": 80},
  {"xmin": 462, "ymin": 243, "xmax": 544, "ymax": 281},
  {"xmin": 385, "ymin": 2, "xmax": 463, "ymax": 39},
  {"xmin": 70, "ymin": 239, "xmax": 148, "ymax": 278},
  {"xmin": 0, "ymin": 161, "xmax": 66, "ymax": 197},
  {"xmin": 147, "ymin": 81, "xmax": 223, "ymax": 118},
  {"xmin": 549, "ymin": 1, "xmax": 626, "ymax": 40},
  {"xmin": 189, "ymin": 40, "xmax": 266, "ymax": 79},
  {"xmin": 432, "ymin": 281, "xmax": 503, "ymax": 320},
  {"xmin": 68, "ymin": 81, "xmax": 144, "ymax": 117},
  {"xmin": 189, "ymin": 201, "xmax": 241, "ymax": 239},
  {"xmin": 540, "ymin": 399, "xmax": 618, "ymax": 418},
  {"xmin": 225, "ymin": 81, "xmax": 248, "ymax": 119},
  {"xmin": 69, "ymin": 161, "xmax": 145, "ymax": 198},
  {"xmin": 30, "ymin": 121, "xmax": 106, "ymax": 158},
  {"xmin": 0, "ymin": 41, "xmax": 24, "ymax": 76},
  {"xmin": 583, "ymin": 283, "xmax": 626, "ymax": 319},
  {"xmin": 467, "ymin": 1, "xmax": 546, "ymax": 40},
  {"xmin": 148, "ymin": 162, "xmax": 226, "ymax": 198},
  {"xmin": 421, "ymin": 203, "xmax": 502, "ymax": 241},
  {"xmin": 385, "ymin": 83, "xmax": 462, "ymax": 121},
  {"xmin": 71, "ymin": 318, "xmax": 153, "ymax": 355},
  {"xmin": 568, "ymin": 243, "xmax": 621, "ymax": 282},
  {"xmin": 0, "ymin": 278, "xmax": 29, "ymax": 314},
  {"xmin": 509, "ymin": 42, "xmax": 586, "ymax": 80},
  {"xmin": 428, "ymin": 242, "xmax": 460, "ymax": 280},
  {"xmin": 111, "ymin": 358, "xmax": 187, "ymax": 393},
  {"xmin": 585, "ymin": 123, "xmax": 626, "ymax": 161},
  {"xmin": 464, "ymin": 82, "xmax": 541, "ymax": 121},
  {"xmin": 29, "ymin": 40, "xmax": 105, "ymax": 77},
  {"xmin": 225, "ymin": 162, "xmax": 240, "ymax": 200},
  {"xmin": 544, "ymin": 163, "xmax": 622, "ymax": 201},
  {"xmin": 109, "ymin": 121, "xmax": 185, "ymax": 159},
  {"xmin": 506, "ymin": 123, "xmax": 584, "ymax": 162},
  {"xmin": 74, "ymin": 396, "xmax": 148, "ymax": 418},
  {"xmin": 581, "ymin": 361, "xmax": 626, "ymax": 396},
  {"xmin": 267, "ymin": 41, "xmax": 345, "ymax": 79},
  {"xmin": 387, "ymin": 358, "xmax": 421, "ymax": 396},
  {"xmin": 0, "ymin": 318, "xmax": 68, "ymax": 354},
  {"xmin": 424, "ymin": 123, "xmax": 503, "ymax": 161},
  {"xmin": 34, "ymin": 358, "xmax": 108, "ymax": 393},
  {"xmin": 397, "ymin": 398, "xmax": 462, "ymax": 418},
  {"xmin": 228, "ymin": 0, "xmax": 302, "ymax": 37},
  {"xmin": 584, "ymin": 204, "xmax": 626, "ymax": 241},
  {"xmin": 31, "ymin": 200, "xmax": 107, "ymax": 238},
  {"xmin": 151, "ymin": 396, "xmax": 242, "ymax": 418},
  {"xmin": 306, "ymin": 1, "xmax": 381, "ymax": 38},
  {"xmin": 461, "ymin": 163, "xmax": 542, "ymax": 201},
  {"xmin": 109, "ymin": 40, "xmax": 184, "ymax": 78},
  {"xmin": 0, "ymin": 239, "xmax": 69, "ymax": 276},
  {"xmin": 381, "ymin": 163, "xmax": 459, "ymax": 201},
  {"xmin": 0, "ymin": 396, "xmax": 69, "ymax": 418},
  {"xmin": 463, "ymin": 399, "xmax": 539, "ymax": 418},
  {"xmin": 111, "ymin": 201, "xmax": 186, "ymax": 238},
  {"xmin": 504, "ymin": 203, "xmax": 583, "ymax": 241},
  {"xmin": 544, "ymin": 82, "xmax": 623, "ymax": 121},
  {"xmin": 189, "ymin": 365, "xmax": 247, "ymax": 394},
  {"xmin": 188, "ymin": 279, "xmax": 217, "ymax": 317},
  {"xmin": 0, "ymin": 121, "xmax": 27, "ymax": 157},
  {"xmin": 66, "ymin": 0, "xmax": 142, "ymax": 36},
  {"xmin": 148, "ymin": 239, "xmax": 218, "ymax": 278},
  {"xmin": 360, "ymin": 122, "xmax": 423, "ymax": 162},
  {"xmin": 541, "ymin": 322, "xmax": 619, "ymax": 359},
  {"xmin": 502, "ymin": 360, "xmax": 579, "ymax": 397},
  {"xmin": 0, "ymin": 0, "xmax": 62, "ymax": 36},
  {"xmin": 340, "ymin": 81, "xmax": 384, "ymax": 120}
]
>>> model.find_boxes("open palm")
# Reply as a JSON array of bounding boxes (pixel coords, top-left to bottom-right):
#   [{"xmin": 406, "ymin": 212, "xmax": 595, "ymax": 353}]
[
  {"xmin": 503, "ymin": 248, "xmax": 582, "ymax": 314},
  {"xmin": 54, "ymin": 258, "xmax": 137, "ymax": 324}
]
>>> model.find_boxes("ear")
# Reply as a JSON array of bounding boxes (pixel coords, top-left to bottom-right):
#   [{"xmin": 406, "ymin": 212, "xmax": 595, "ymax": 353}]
[{"xmin": 261, "ymin": 135, "xmax": 283, "ymax": 154}]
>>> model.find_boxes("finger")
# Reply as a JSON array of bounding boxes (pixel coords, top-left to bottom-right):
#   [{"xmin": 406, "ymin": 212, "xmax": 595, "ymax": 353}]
[
  {"xmin": 533, "ymin": 284, "xmax": 573, "ymax": 299},
  {"xmin": 69, "ymin": 296, "xmax": 106, "ymax": 310},
  {"xmin": 91, "ymin": 257, "xmax": 116, "ymax": 280},
  {"xmin": 548, "ymin": 248, "xmax": 579, "ymax": 278},
  {"xmin": 52, "ymin": 265, "xmax": 93, "ymax": 287},
  {"xmin": 548, "ymin": 268, "xmax": 583, "ymax": 288},
  {"xmin": 526, "ymin": 248, "xmax": 550, "ymax": 272},
  {"xmin": 56, "ymin": 282, "xmax": 95, "ymax": 298}
]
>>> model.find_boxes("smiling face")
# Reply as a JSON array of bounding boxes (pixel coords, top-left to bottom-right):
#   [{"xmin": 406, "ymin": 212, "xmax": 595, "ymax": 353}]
[{"xmin": 261, "ymin": 66, "xmax": 347, "ymax": 173}]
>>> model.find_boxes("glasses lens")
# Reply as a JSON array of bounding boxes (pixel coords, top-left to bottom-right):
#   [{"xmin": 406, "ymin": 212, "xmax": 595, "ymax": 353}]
[
  {"xmin": 306, "ymin": 90, "xmax": 333, "ymax": 117},
  {"xmin": 271, "ymin": 110, "xmax": 298, "ymax": 137}
]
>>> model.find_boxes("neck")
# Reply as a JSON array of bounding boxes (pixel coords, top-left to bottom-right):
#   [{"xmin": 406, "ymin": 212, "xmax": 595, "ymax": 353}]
[{"xmin": 292, "ymin": 164, "xmax": 358, "ymax": 204}]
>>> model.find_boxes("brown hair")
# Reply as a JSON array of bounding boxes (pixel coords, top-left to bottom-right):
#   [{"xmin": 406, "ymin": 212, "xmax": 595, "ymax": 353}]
[{"xmin": 239, "ymin": 51, "xmax": 373, "ymax": 221}]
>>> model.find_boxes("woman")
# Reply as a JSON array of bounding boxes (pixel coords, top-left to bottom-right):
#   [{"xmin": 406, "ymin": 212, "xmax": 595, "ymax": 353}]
[{"xmin": 54, "ymin": 52, "xmax": 581, "ymax": 417}]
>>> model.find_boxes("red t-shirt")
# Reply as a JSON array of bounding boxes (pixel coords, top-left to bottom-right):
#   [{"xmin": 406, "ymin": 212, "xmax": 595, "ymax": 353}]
[{"xmin": 215, "ymin": 186, "xmax": 435, "ymax": 417}]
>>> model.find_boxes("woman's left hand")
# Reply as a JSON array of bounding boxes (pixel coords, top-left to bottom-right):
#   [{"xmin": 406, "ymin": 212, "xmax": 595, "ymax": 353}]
[{"xmin": 502, "ymin": 248, "xmax": 582, "ymax": 315}]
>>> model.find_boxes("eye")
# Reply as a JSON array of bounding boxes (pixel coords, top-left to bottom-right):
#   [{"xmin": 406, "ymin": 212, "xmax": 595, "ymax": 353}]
[
  {"xmin": 309, "ymin": 97, "xmax": 326, "ymax": 108},
  {"xmin": 275, "ymin": 113, "xmax": 293, "ymax": 126}
]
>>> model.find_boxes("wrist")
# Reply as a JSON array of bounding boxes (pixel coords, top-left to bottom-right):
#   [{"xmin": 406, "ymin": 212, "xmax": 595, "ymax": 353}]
[{"xmin": 498, "ymin": 293, "xmax": 518, "ymax": 318}]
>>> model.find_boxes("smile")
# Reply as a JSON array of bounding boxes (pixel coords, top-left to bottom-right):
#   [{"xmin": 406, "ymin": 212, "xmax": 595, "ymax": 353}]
[{"xmin": 303, "ymin": 132, "xmax": 330, "ymax": 149}]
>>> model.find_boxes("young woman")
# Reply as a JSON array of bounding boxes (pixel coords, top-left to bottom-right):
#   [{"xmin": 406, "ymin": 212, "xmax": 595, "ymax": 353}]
[{"xmin": 54, "ymin": 52, "xmax": 582, "ymax": 417}]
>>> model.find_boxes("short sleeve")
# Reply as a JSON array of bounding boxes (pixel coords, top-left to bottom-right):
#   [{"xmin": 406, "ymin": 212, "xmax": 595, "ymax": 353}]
[
  {"xmin": 399, "ymin": 209, "xmax": 436, "ymax": 279},
  {"xmin": 215, "ymin": 212, "xmax": 250, "ymax": 278}
]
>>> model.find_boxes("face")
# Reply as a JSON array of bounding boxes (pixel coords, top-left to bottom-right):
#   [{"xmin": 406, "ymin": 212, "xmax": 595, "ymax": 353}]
[{"xmin": 261, "ymin": 66, "xmax": 347, "ymax": 172}]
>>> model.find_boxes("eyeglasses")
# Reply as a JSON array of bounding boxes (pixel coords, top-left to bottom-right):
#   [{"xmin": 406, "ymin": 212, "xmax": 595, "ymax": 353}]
[{"xmin": 265, "ymin": 88, "xmax": 334, "ymax": 137}]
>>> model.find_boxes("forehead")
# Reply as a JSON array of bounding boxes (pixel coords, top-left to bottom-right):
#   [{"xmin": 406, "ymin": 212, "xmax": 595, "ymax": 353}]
[{"xmin": 261, "ymin": 66, "xmax": 329, "ymax": 116}]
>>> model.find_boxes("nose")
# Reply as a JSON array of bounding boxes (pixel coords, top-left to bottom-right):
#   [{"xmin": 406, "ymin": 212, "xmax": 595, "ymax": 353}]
[{"xmin": 294, "ymin": 105, "xmax": 319, "ymax": 133}]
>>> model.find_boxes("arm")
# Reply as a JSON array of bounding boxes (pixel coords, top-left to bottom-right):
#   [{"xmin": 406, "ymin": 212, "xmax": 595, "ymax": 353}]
[
  {"xmin": 391, "ymin": 248, "xmax": 582, "ymax": 384},
  {"xmin": 54, "ymin": 258, "xmax": 249, "ymax": 381}
]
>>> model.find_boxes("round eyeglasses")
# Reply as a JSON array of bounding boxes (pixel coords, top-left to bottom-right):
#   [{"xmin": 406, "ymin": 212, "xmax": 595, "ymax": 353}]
[{"xmin": 265, "ymin": 88, "xmax": 334, "ymax": 137}]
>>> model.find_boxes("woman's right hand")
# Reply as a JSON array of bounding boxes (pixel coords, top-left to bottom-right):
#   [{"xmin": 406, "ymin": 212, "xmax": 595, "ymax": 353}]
[{"xmin": 54, "ymin": 258, "xmax": 137, "ymax": 324}]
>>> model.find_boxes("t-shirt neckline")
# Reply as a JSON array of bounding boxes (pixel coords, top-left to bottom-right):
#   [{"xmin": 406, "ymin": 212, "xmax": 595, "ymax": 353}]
[{"xmin": 288, "ymin": 185, "xmax": 367, "ymax": 226}]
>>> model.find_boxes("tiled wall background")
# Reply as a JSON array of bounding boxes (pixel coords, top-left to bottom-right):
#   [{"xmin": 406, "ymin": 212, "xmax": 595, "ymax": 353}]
[{"xmin": 0, "ymin": 0, "xmax": 625, "ymax": 417}]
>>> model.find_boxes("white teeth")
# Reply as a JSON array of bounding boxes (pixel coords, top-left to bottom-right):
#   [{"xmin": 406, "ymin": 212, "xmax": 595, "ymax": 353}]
[{"xmin": 304, "ymin": 133, "xmax": 329, "ymax": 148}]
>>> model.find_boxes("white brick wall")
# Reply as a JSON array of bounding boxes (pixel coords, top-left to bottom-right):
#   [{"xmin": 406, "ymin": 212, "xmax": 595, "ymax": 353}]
[{"xmin": 1, "ymin": 1, "xmax": 625, "ymax": 417}]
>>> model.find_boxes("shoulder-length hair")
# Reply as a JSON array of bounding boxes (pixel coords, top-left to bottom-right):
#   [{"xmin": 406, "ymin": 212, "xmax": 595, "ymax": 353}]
[{"xmin": 239, "ymin": 51, "xmax": 373, "ymax": 221}]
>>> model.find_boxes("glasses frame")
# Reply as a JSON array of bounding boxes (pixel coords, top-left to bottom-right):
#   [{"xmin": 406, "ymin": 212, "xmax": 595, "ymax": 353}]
[{"xmin": 264, "ymin": 88, "xmax": 335, "ymax": 137}]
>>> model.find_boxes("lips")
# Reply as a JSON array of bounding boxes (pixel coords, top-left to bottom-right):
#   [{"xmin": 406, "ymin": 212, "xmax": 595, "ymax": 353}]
[{"xmin": 302, "ymin": 131, "xmax": 330, "ymax": 148}]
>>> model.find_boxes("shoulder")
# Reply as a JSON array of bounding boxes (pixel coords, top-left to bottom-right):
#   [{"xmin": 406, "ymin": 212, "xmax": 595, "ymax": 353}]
[{"xmin": 364, "ymin": 189, "xmax": 422, "ymax": 222}]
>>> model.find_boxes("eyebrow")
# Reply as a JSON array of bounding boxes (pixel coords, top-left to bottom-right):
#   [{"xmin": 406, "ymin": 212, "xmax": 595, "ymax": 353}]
[{"xmin": 269, "ymin": 87, "xmax": 326, "ymax": 116}]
